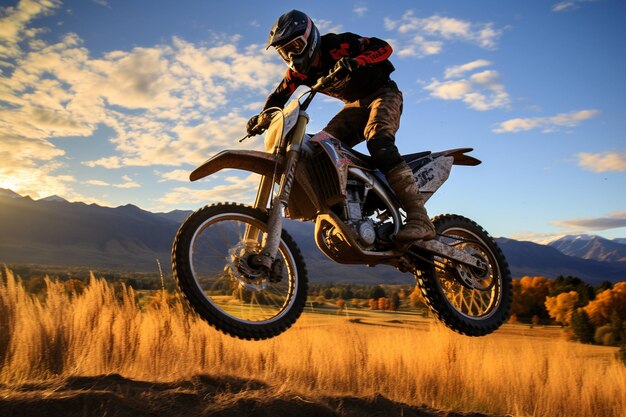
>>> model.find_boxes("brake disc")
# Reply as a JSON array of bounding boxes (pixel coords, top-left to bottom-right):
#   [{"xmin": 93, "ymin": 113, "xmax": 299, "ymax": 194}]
[{"xmin": 225, "ymin": 241, "xmax": 268, "ymax": 292}]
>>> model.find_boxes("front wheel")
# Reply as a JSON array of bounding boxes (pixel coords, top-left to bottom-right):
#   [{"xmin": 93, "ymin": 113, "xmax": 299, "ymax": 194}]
[
  {"xmin": 172, "ymin": 203, "xmax": 308, "ymax": 340},
  {"xmin": 414, "ymin": 214, "xmax": 512, "ymax": 336}
]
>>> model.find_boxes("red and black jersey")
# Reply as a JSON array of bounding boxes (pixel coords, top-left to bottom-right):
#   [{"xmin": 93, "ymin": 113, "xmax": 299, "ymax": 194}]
[{"xmin": 263, "ymin": 32, "xmax": 395, "ymax": 110}]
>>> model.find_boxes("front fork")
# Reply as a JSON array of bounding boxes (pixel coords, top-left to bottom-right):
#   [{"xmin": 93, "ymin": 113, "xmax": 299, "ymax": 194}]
[{"xmin": 248, "ymin": 115, "xmax": 308, "ymax": 270}]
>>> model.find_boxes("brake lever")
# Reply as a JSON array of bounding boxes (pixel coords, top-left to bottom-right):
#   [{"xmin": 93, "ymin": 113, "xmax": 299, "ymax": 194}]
[{"xmin": 239, "ymin": 125, "xmax": 268, "ymax": 142}]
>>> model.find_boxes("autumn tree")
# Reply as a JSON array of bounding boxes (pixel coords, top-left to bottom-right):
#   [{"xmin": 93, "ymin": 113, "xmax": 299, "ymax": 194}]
[
  {"xmin": 545, "ymin": 291, "xmax": 579, "ymax": 326},
  {"xmin": 595, "ymin": 280, "xmax": 613, "ymax": 294},
  {"xmin": 511, "ymin": 276, "xmax": 554, "ymax": 320},
  {"xmin": 369, "ymin": 286, "xmax": 386, "ymax": 300},
  {"xmin": 570, "ymin": 308, "xmax": 595, "ymax": 344},
  {"xmin": 551, "ymin": 276, "xmax": 594, "ymax": 306},
  {"xmin": 409, "ymin": 287, "xmax": 426, "ymax": 309},
  {"xmin": 584, "ymin": 282, "xmax": 626, "ymax": 326},
  {"xmin": 595, "ymin": 310, "xmax": 626, "ymax": 346},
  {"xmin": 340, "ymin": 286, "xmax": 354, "ymax": 300},
  {"xmin": 389, "ymin": 292, "xmax": 400, "ymax": 311}
]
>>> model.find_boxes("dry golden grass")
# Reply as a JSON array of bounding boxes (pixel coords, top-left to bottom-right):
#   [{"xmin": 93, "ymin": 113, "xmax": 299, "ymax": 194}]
[{"xmin": 1, "ymin": 268, "xmax": 625, "ymax": 417}]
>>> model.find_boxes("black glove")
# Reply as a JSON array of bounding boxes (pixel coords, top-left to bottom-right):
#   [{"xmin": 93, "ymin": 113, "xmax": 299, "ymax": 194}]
[
  {"xmin": 333, "ymin": 57, "xmax": 359, "ymax": 76},
  {"xmin": 246, "ymin": 113, "xmax": 272, "ymax": 136}
]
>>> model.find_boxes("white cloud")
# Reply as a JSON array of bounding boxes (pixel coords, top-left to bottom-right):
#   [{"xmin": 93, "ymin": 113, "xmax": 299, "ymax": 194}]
[
  {"xmin": 313, "ymin": 19, "xmax": 343, "ymax": 34},
  {"xmin": 551, "ymin": 212, "xmax": 626, "ymax": 231},
  {"xmin": 493, "ymin": 109, "xmax": 600, "ymax": 133},
  {"xmin": 353, "ymin": 6, "xmax": 368, "ymax": 17},
  {"xmin": 509, "ymin": 231, "xmax": 571, "ymax": 244},
  {"xmin": 158, "ymin": 173, "xmax": 260, "ymax": 206},
  {"xmin": 84, "ymin": 175, "xmax": 140, "ymax": 188},
  {"xmin": 0, "ymin": 163, "xmax": 75, "ymax": 200},
  {"xmin": 116, "ymin": 175, "xmax": 140, "ymax": 188},
  {"xmin": 444, "ymin": 59, "xmax": 491, "ymax": 79},
  {"xmin": 577, "ymin": 150, "xmax": 626, "ymax": 173},
  {"xmin": 0, "ymin": 3, "xmax": 282, "ymax": 199},
  {"xmin": 158, "ymin": 169, "xmax": 193, "ymax": 182},
  {"xmin": 385, "ymin": 10, "xmax": 502, "ymax": 58},
  {"xmin": 85, "ymin": 179, "xmax": 110, "ymax": 186},
  {"xmin": 552, "ymin": 0, "xmax": 597, "ymax": 12},
  {"xmin": 424, "ymin": 61, "xmax": 510, "ymax": 111},
  {"xmin": 0, "ymin": 0, "xmax": 61, "ymax": 60}
]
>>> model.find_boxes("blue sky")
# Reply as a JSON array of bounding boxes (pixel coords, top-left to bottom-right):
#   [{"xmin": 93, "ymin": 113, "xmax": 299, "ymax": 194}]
[{"xmin": 0, "ymin": 0, "xmax": 624, "ymax": 242}]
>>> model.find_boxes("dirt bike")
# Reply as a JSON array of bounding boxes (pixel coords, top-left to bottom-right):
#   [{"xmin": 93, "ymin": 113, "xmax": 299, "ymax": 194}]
[{"xmin": 172, "ymin": 67, "xmax": 512, "ymax": 340}]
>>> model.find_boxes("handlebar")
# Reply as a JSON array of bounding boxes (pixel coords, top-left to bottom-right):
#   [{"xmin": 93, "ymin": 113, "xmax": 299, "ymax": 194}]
[
  {"xmin": 241, "ymin": 66, "xmax": 345, "ymax": 141},
  {"xmin": 310, "ymin": 65, "xmax": 344, "ymax": 92}
]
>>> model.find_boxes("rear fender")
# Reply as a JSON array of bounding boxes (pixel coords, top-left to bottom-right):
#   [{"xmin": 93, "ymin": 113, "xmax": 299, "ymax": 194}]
[
  {"xmin": 437, "ymin": 148, "xmax": 481, "ymax": 166},
  {"xmin": 413, "ymin": 149, "xmax": 480, "ymax": 199}
]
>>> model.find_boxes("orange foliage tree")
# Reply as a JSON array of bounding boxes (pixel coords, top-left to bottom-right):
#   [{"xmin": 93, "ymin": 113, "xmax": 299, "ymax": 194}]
[
  {"xmin": 545, "ymin": 291, "xmax": 579, "ymax": 325},
  {"xmin": 511, "ymin": 276, "xmax": 554, "ymax": 319},
  {"xmin": 584, "ymin": 282, "xmax": 626, "ymax": 326},
  {"xmin": 409, "ymin": 287, "xmax": 426, "ymax": 309}
]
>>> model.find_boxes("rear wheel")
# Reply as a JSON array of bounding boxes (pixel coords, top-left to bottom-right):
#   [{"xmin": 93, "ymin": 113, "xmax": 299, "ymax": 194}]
[
  {"xmin": 413, "ymin": 214, "xmax": 512, "ymax": 336},
  {"xmin": 172, "ymin": 203, "xmax": 308, "ymax": 340}
]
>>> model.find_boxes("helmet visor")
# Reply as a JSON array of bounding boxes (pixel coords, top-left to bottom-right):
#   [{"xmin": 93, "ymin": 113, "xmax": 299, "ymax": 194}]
[{"xmin": 276, "ymin": 35, "xmax": 307, "ymax": 61}]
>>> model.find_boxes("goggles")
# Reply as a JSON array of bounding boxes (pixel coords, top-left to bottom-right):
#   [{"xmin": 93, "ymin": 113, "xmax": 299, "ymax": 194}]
[
  {"xmin": 276, "ymin": 36, "xmax": 308, "ymax": 61},
  {"xmin": 275, "ymin": 17, "xmax": 312, "ymax": 62}
]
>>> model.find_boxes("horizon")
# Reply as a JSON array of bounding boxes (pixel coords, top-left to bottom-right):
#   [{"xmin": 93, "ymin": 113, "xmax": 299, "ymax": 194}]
[
  {"xmin": 3, "ymin": 185, "xmax": 626, "ymax": 246},
  {"xmin": 0, "ymin": 0, "xmax": 624, "ymax": 243}
]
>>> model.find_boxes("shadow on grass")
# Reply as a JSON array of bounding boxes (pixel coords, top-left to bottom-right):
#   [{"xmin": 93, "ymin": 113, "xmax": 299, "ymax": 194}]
[{"xmin": 0, "ymin": 374, "xmax": 503, "ymax": 417}]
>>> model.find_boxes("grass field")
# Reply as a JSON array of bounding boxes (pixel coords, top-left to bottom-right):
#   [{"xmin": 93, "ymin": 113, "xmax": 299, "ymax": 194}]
[{"xmin": 1, "ymin": 269, "xmax": 625, "ymax": 417}]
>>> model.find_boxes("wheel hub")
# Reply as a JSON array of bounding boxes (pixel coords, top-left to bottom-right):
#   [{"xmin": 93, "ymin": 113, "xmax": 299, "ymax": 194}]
[
  {"xmin": 452, "ymin": 247, "xmax": 493, "ymax": 290},
  {"xmin": 225, "ymin": 240, "xmax": 269, "ymax": 292}
]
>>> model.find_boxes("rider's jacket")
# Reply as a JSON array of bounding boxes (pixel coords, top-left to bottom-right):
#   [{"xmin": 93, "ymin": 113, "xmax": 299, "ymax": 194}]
[{"xmin": 263, "ymin": 32, "xmax": 395, "ymax": 110}]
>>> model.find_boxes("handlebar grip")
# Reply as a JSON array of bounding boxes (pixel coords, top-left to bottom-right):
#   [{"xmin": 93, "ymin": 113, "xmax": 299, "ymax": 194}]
[{"xmin": 311, "ymin": 66, "xmax": 344, "ymax": 91}]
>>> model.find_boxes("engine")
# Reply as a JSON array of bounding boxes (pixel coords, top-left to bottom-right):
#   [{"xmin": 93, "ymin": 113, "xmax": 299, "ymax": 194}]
[{"xmin": 344, "ymin": 180, "xmax": 377, "ymax": 247}]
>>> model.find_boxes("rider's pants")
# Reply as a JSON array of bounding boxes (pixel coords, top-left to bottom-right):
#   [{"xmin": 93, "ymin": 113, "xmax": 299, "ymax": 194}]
[{"xmin": 323, "ymin": 80, "xmax": 404, "ymax": 173}]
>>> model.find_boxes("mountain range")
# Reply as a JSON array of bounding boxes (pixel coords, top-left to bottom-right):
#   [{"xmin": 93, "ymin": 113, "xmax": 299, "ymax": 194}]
[
  {"xmin": 547, "ymin": 234, "xmax": 626, "ymax": 263},
  {"xmin": 0, "ymin": 189, "xmax": 624, "ymax": 285}
]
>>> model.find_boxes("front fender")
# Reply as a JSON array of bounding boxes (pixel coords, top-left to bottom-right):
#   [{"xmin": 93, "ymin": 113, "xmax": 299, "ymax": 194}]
[{"xmin": 190, "ymin": 150, "xmax": 283, "ymax": 181}]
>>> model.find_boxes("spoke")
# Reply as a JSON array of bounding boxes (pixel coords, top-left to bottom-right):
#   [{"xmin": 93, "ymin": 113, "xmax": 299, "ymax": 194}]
[
  {"xmin": 462, "ymin": 292, "xmax": 470, "ymax": 315},
  {"xmin": 477, "ymin": 292, "xmax": 489, "ymax": 313},
  {"xmin": 189, "ymin": 213, "xmax": 298, "ymax": 324}
]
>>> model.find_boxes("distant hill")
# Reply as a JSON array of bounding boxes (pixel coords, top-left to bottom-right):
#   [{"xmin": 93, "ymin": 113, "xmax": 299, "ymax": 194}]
[
  {"xmin": 0, "ymin": 188, "xmax": 22, "ymax": 199},
  {"xmin": 154, "ymin": 209, "xmax": 193, "ymax": 224},
  {"xmin": 0, "ymin": 194, "xmax": 179, "ymax": 271},
  {"xmin": 548, "ymin": 234, "xmax": 626, "ymax": 263},
  {"xmin": 1, "ymin": 190, "xmax": 624, "ymax": 284},
  {"xmin": 495, "ymin": 238, "xmax": 625, "ymax": 285}
]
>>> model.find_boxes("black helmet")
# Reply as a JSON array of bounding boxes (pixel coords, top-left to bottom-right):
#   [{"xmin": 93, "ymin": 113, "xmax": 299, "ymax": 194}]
[{"xmin": 267, "ymin": 10, "xmax": 320, "ymax": 73}]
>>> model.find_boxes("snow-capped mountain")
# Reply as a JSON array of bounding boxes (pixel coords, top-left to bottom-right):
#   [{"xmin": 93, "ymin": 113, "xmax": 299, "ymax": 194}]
[{"xmin": 548, "ymin": 234, "xmax": 626, "ymax": 263}]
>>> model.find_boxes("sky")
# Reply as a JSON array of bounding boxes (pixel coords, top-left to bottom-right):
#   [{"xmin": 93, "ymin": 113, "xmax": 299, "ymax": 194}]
[{"xmin": 0, "ymin": 0, "xmax": 624, "ymax": 243}]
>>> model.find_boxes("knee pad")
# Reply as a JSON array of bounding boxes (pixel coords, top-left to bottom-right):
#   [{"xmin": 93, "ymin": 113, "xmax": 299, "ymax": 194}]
[{"xmin": 367, "ymin": 136, "xmax": 404, "ymax": 174}]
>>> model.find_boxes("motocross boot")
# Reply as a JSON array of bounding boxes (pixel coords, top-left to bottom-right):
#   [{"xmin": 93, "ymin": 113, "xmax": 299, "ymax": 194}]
[{"xmin": 386, "ymin": 162, "xmax": 436, "ymax": 242}]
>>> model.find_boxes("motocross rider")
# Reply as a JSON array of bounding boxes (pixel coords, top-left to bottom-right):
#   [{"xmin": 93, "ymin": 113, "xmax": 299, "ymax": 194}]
[{"xmin": 247, "ymin": 10, "xmax": 436, "ymax": 242}]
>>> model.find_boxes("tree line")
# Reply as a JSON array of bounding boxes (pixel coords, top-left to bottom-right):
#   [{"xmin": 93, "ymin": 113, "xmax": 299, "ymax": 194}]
[{"xmin": 510, "ymin": 275, "xmax": 625, "ymax": 348}]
